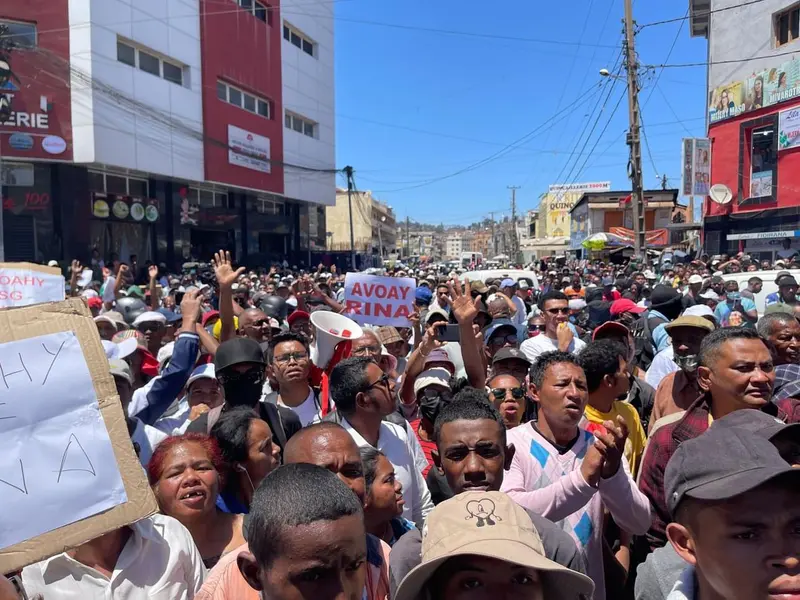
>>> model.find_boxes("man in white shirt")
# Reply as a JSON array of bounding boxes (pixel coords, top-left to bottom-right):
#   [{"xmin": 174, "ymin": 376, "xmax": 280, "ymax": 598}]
[
  {"xmin": 330, "ymin": 356, "xmax": 433, "ymax": 528},
  {"xmin": 22, "ymin": 513, "xmax": 206, "ymax": 599},
  {"xmin": 501, "ymin": 278, "xmax": 528, "ymax": 326},
  {"xmin": 520, "ymin": 290, "xmax": 586, "ymax": 363},
  {"xmin": 265, "ymin": 331, "xmax": 327, "ymax": 426}
]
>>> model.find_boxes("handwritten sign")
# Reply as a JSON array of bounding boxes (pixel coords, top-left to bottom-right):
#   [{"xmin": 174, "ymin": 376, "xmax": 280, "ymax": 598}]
[
  {"xmin": 0, "ymin": 331, "xmax": 127, "ymax": 550},
  {"xmin": 0, "ymin": 263, "xmax": 65, "ymax": 308},
  {"xmin": 344, "ymin": 273, "xmax": 414, "ymax": 327},
  {"xmin": 0, "ymin": 299, "xmax": 157, "ymax": 573}
]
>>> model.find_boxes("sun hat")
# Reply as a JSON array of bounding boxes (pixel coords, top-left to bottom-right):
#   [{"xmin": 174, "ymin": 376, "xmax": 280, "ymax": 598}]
[
  {"xmin": 423, "ymin": 348, "xmax": 456, "ymax": 374},
  {"xmin": 665, "ymin": 315, "xmax": 715, "ymax": 333},
  {"xmin": 394, "ymin": 491, "xmax": 594, "ymax": 600},
  {"xmin": 376, "ymin": 326, "xmax": 403, "ymax": 346}
]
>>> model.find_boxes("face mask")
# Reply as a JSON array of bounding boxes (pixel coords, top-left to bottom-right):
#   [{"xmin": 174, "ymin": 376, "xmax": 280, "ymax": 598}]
[
  {"xmin": 727, "ymin": 292, "xmax": 740, "ymax": 303},
  {"xmin": 221, "ymin": 369, "xmax": 265, "ymax": 407},
  {"xmin": 674, "ymin": 354, "xmax": 699, "ymax": 373}
]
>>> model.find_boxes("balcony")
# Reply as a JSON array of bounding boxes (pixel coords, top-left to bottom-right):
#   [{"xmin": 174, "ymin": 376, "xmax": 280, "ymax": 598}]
[{"xmin": 690, "ymin": 0, "xmax": 710, "ymax": 38}]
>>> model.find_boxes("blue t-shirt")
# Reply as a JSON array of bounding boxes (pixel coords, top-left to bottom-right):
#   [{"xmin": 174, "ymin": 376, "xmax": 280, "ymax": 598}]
[{"xmin": 715, "ymin": 296, "xmax": 756, "ymax": 327}]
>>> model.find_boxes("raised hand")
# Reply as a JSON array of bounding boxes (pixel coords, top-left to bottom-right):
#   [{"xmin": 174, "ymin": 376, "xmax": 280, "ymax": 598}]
[
  {"xmin": 420, "ymin": 324, "xmax": 444, "ymax": 355},
  {"xmin": 212, "ymin": 249, "xmax": 245, "ymax": 289},
  {"xmin": 449, "ymin": 277, "xmax": 478, "ymax": 325},
  {"xmin": 148, "ymin": 264, "xmax": 159, "ymax": 282},
  {"xmin": 597, "ymin": 416, "xmax": 629, "ymax": 479},
  {"xmin": 180, "ymin": 288, "xmax": 202, "ymax": 324},
  {"xmin": 70, "ymin": 259, "xmax": 82, "ymax": 276}
]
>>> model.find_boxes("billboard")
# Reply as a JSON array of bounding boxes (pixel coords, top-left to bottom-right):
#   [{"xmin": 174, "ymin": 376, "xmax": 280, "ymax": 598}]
[
  {"xmin": 779, "ymin": 106, "xmax": 800, "ymax": 151},
  {"xmin": 540, "ymin": 182, "xmax": 611, "ymax": 239},
  {"xmin": 680, "ymin": 138, "xmax": 712, "ymax": 197},
  {"xmin": 709, "ymin": 58, "xmax": 800, "ymax": 124},
  {"xmin": 570, "ymin": 201, "xmax": 590, "ymax": 249}
]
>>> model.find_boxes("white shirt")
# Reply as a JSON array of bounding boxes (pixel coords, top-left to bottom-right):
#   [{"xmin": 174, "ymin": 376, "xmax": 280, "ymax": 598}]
[
  {"xmin": 22, "ymin": 514, "xmax": 206, "ymax": 600},
  {"xmin": 102, "ymin": 276, "xmax": 116, "ymax": 302},
  {"xmin": 341, "ymin": 417, "xmax": 433, "ymax": 529},
  {"xmin": 278, "ymin": 387, "xmax": 323, "ymax": 427},
  {"xmin": 520, "ymin": 333, "xmax": 586, "ymax": 363},
  {"xmin": 645, "ymin": 345, "xmax": 679, "ymax": 390},
  {"xmin": 131, "ymin": 418, "xmax": 168, "ymax": 467},
  {"xmin": 511, "ymin": 295, "xmax": 527, "ymax": 326}
]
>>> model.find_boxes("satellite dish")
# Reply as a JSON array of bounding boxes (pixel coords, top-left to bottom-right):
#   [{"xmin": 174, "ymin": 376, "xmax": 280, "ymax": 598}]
[{"xmin": 708, "ymin": 183, "xmax": 733, "ymax": 205}]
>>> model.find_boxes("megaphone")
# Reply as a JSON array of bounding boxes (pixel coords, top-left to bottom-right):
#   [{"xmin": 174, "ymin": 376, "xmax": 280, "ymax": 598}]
[{"xmin": 310, "ymin": 311, "xmax": 363, "ymax": 370}]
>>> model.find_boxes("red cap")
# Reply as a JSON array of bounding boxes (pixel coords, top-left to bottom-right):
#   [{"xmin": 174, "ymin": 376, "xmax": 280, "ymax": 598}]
[
  {"xmin": 287, "ymin": 310, "xmax": 311, "ymax": 326},
  {"xmin": 592, "ymin": 321, "xmax": 630, "ymax": 341},
  {"xmin": 201, "ymin": 310, "xmax": 220, "ymax": 327},
  {"xmin": 610, "ymin": 298, "xmax": 646, "ymax": 316},
  {"xmin": 87, "ymin": 296, "xmax": 103, "ymax": 309}
]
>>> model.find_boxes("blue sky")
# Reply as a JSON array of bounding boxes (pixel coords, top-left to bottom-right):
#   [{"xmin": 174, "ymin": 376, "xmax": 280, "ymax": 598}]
[{"xmin": 331, "ymin": 0, "xmax": 709, "ymax": 225}]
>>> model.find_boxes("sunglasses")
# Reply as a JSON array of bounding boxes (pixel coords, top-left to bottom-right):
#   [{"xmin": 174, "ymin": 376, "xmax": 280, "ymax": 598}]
[
  {"xmin": 365, "ymin": 373, "xmax": 390, "ymax": 392},
  {"xmin": 490, "ymin": 387, "xmax": 525, "ymax": 401},
  {"xmin": 419, "ymin": 388, "xmax": 453, "ymax": 403},
  {"xmin": 218, "ymin": 368, "xmax": 264, "ymax": 386},
  {"xmin": 528, "ymin": 324, "xmax": 546, "ymax": 332},
  {"xmin": 545, "ymin": 307, "xmax": 570, "ymax": 316},
  {"xmin": 489, "ymin": 333, "xmax": 518, "ymax": 346}
]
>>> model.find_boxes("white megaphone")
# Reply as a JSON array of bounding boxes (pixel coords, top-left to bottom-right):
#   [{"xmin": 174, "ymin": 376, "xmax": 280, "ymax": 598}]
[{"xmin": 310, "ymin": 311, "xmax": 363, "ymax": 370}]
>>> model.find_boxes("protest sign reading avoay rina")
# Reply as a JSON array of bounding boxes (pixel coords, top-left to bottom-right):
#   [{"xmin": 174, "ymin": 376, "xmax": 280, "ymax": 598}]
[{"xmin": 344, "ymin": 273, "xmax": 415, "ymax": 327}]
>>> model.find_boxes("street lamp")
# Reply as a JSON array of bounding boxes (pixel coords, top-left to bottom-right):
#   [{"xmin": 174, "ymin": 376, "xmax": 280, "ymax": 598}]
[{"xmin": 378, "ymin": 215, "xmax": 386, "ymax": 261}]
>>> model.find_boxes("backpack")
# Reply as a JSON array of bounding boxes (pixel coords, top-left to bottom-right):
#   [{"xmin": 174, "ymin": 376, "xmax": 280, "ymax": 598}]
[{"xmin": 631, "ymin": 312, "xmax": 667, "ymax": 372}]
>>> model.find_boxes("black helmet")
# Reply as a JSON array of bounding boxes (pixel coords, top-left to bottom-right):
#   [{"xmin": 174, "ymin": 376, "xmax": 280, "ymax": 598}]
[
  {"xmin": 115, "ymin": 297, "xmax": 148, "ymax": 325},
  {"xmin": 259, "ymin": 295, "xmax": 288, "ymax": 320}
]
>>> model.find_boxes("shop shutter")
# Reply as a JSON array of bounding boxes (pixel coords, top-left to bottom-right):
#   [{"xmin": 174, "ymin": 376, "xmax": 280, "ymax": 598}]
[{"xmin": 3, "ymin": 214, "xmax": 36, "ymax": 261}]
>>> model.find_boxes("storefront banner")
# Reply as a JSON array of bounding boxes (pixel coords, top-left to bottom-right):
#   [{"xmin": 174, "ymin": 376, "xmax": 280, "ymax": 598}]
[
  {"xmin": 779, "ymin": 107, "xmax": 800, "ymax": 151},
  {"xmin": 680, "ymin": 138, "xmax": 711, "ymax": 196},
  {"xmin": 608, "ymin": 227, "xmax": 669, "ymax": 247},
  {"xmin": 0, "ymin": 263, "xmax": 65, "ymax": 308},
  {"xmin": 743, "ymin": 237, "xmax": 800, "ymax": 252},
  {"xmin": 548, "ymin": 182, "xmax": 611, "ymax": 193},
  {"xmin": 709, "ymin": 58, "xmax": 800, "ymax": 124},
  {"xmin": 727, "ymin": 230, "xmax": 800, "ymax": 241},
  {"xmin": 343, "ymin": 274, "xmax": 414, "ymax": 327},
  {"xmin": 228, "ymin": 125, "xmax": 271, "ymax": 173}
]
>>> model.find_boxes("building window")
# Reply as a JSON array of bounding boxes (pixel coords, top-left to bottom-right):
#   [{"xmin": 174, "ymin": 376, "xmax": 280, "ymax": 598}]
[
  {"xmin": 217, "ymin": 80, "xmax": 272, "ymax": 119},
  {"xmin": 0, "ymin": 20, "xmax": 37, "ymax": 49},
  {"xmin": 186, "ymin": 187, "xmax": 228, "ymax": 208},
  {"xmin": 236, "ymin": 0, "xmax": 273, "ymax": 25},
  {"xmin": 116, "ymin": 38, "xmax": 186, "ymax": 87},
  {"xmin": 749, "ymin": 124, "xmax": 777, "ymax": 199},
  {"xmin": 88, "ymin": 171, "xmax": 150, "ymax": 197},
  {"xmin": 256, "ymin": 197, "xmax": 283, "ymax": 214},
  {"xmin": 282, "ymin": 22, "xmax": 315, "ymax": 57},
  {"xmin": 776, "ymin": 5, "xmax": 800, "ymax": 46},
  {"xmin": 285, "ymin": 112, "xmax": 317, "ymax": 138}
]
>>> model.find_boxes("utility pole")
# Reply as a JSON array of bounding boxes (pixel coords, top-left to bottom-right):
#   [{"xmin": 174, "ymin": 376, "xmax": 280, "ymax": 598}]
[
  {"xmin": 623, "ymin": 0, "xmax": 646, "ymax": 262},
  {"xmin": 489, "ymin": 212, "xmax": 496, "ymax": 258},
  {"xmin": 660, "ymin": 174, "xmax": 668, "ymax": 190},
  {"xmin": 405, "ymin": 216, "xmax": 410, "ymax": 258},
  {"xmin": 344, "ymin": 165, "xmax": 356, "ymax": 270},
  {"xmin": 508, "ymin": 186, "xmax": 521, "ymax": 265}
]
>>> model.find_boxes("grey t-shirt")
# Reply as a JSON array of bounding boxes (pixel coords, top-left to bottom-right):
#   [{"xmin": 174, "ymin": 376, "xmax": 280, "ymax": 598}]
[{"xmin": 389, "ymin": 508, "xmax": 587, "ymax": 597}]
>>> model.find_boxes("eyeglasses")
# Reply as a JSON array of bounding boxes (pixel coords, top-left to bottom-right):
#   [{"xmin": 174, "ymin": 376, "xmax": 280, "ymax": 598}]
[
  {"xmin": 365, "ymin": 373, "xmax": 390, "ymax": 392},
  {"xmin": 352, "ymin": 345, "xmax": 382, "ymax": 357},
  {"xmin": 217, "ymin": 368, "xmax": 264, "ymax": 386},
  {"xmin": 489, "ymin": 333, "xmax": 518, "ymax": 346},
  {"xmin": 545, "ymin": 307, "xmax": 570, "ymax": 316},
  {"xmin": 490, "ymin": 387, "xmax": 525, "ymax": 401},
  {"xmin": 274, "ymin": 352, "xmax": 309, "ymax": 365}
]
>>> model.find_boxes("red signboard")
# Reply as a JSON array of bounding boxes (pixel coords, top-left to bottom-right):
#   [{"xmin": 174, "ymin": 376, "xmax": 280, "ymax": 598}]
[{"xmin": 609, "ymin": 226, "xmax": 669, "ymax": 247}]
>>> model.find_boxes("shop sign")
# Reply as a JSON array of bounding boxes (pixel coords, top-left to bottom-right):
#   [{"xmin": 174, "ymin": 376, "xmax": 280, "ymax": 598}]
[
  {"xmin": 727, "ymin": 230, "xmax": 800, "ymax": 241},
  {"xmin": 8, "ymin": 134, "xmax": 33, "ymax": 151},
  {"xmin": 548, "ymin": 182, "xmax": 611, "ymax": 193},
  {"xmin": 228, "ymin": 125, "xmax": 271, "ymax": 173},
  {"xmin": 709, "ymin": 58, "xmax": 800, "ymax": 124},
  {"xmin": 779, "ymin": 107, "xmax": 800, "ymax": 151},
  {"xmin": 91, "ymin": 193, "xmax": 159, "ymax": 223},
  {"xmin": 41, "ymin": 135, "xmax": 67, "ymax": 155}
]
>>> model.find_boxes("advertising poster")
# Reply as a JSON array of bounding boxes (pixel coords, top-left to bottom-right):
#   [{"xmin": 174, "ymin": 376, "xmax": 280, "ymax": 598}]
[
  {"xmin": 681, "ymin": 139, "xmax": 694, "ymax": 196},
  {"xmin": 751, "ymin": 171, "xmax": 773, "ymax": 198},
  {"xmin": 228, "ymin": 125, "xmax": 271, "ymax": 173},
  {"xmin": 540, "ymin": 182, "xmax": 610, "ymax": 239},
  {"xmin": 779, "ymin": 106, "xmax": 800, "ymax": 151},
  {"xmin": 693, "ymin": 139, "xmax": 711, "ymax": 195}
]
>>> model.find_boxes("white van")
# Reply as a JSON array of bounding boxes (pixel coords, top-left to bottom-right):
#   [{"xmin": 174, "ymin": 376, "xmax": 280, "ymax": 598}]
[
  {"xmin": 721, "ymin": 270, "xmax": 800, "ymax": 315},
  {"xmin": 461, "ymin": 269, "xmax": 539, "ymax": 290}
]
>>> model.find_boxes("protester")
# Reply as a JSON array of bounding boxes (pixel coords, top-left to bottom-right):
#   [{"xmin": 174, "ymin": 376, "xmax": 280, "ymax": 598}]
[
  {"xmin": 330, "ymin": 356, "xmax": 434, "ymax": 527},
  {"xmin": 501, "ymin": 351, "xmax": 651, "ymax": 599},
  {"xmin": 410, "ymin": 368, "xmax": 452, "ymax": 476},
  {"xmin": 210, "ymin": 407, "xmax": 282, "ymax": 513},
  {"xmin": 155, "ymin": 363, "xmax": 224, "ymax": 434},
  {"xmin": 520, "ymin": 291, "xmax": 586, "ymax": 363},
  {"xmin": 491, "ymin": 346, "xmax": 532, "ymax": 382},
  {"xmin": 263, "ymin": 331, "xmax": 325, "ymax": 425},
  {"xmin": 649, "ymin": 315, "xmax": 715, "ymax": 431},
  {"xmin": 486, "ymin": 372, "xmax": 527, "ymax": 428},
  {"xmin": 360, "ymin": 446, "xmax": 415, "ymax": 546},
  {"xmin": 148, "ymin": 433, "xmax": 246, "ymax": 568},
  {"xmin": 393, "ymin": 491, "xmax": 595, "ymax": 600},
  {"xmin": 757, "ymin": 311, "xmax": 800, "ymax": 365},
  {"xmin": 638, "ymin": 327, "xmax": 800, "ymax": 550}
]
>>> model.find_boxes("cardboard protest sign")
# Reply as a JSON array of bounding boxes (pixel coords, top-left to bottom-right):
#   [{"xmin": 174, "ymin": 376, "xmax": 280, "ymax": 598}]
[
  {"xmin": 0, "ymin": 263, "xmax": 65, "ymax": 308},
  {"xmin": 0, "ymin": 298, "xmax": 157, "ymax": 573},
  {"xmin": 344, "ymin": 273, "xmax": 415, "ymax": 327}
]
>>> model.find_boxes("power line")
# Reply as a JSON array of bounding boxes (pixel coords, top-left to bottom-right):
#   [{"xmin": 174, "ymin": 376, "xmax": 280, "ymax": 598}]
[
  {"xmin": 638, "ymin": 0, "xmax": 767, "ymax": 29},
  {"xmin": 641, "ymin": 11, "xmax": 686, "ymax": 108},
  {"xmin": 654, "ymin": 85, "xmax": 697, "ymax": 137},
  {"xmin": 645, "ymin": 46, "xmax": 800, "ymax": 69},
  {"xmin": 640, "ymin": 110, "xmax": 660, "ymax": 179}
]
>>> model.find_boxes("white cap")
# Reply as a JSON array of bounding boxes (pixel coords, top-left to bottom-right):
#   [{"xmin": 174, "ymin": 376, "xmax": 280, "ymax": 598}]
[
  {"xmin": 286, "ymin": 296, "xmax": 298, "ymax": 308},
  {"xmin": 187, "ymin": 363, "xmax": 216, "ymax": 388},
  {"xmin": 688, "ymin": 274, "xmax": 704, "ymax": 285},
  {"xmin": 568, "ymin": 299, "xmax": 586, "ymax": 311},
  {"xmin": 643, "ymin": 270, "xmax": 657, "ymax": 279},
  {"xmin": 102, "ymin": 338, "xmax": 137, "ymax": 360},
  {"xmin": 81, "ymin": 289, "xmax": 100, "ymax": 299},
  {"xmin": 518, "ymin": 280, "xmax": 530, "ymax": 290},
  {"xmin": 684, "ymin": 304, "xmax": 716, "ymax": 320},
  {"xmin": 132, "ymin": 311, "xmax": 167, "ymax": 327},
  {"xmin": 157, "ymin": 341, "xmax": 175, "ymax": 366},
  {"xmin": 413, "ymin": 367, "xmax": 452, "ymax": 396},
  {"xmin": 47, "ymin": 260, "xmax": 59, "ymax": 267},
  {"xmin": 699, "ymin": 289, "xmax": 720, "ymax": 301}
]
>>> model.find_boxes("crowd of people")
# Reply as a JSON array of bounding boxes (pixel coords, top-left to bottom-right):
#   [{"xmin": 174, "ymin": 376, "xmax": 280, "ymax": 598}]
[{"xmin": 4, "ymin": 248, "xmax": 800, "ymax": 600}]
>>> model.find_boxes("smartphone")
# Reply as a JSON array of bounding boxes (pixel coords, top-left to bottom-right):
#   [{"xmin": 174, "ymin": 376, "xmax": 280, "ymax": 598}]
[{"xmin": 436, "ymin": 323, "xmax": 461, "ymax": 343}]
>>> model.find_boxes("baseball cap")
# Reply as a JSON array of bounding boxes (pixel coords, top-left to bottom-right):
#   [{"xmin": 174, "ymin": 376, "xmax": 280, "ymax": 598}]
[
  {"xmin": 201, "ymin": 310, "xmax": 221, "ymax": 327},
  {"xmin": 47, "ymin": 259, "xmax": 59, "ymax": 268},
  {"xmin": 376, "ymin": 326, "xmax": 403, "ymax": 346},
  {"xmin": 470, "ymin": 280, "xmax": 489, "ymax": 294},
  {"xmin": 500, "ymin": 278, "xmax": 516, "ymax": 289},
  {"xmin": 665, "ymin": 315, "xmax": 715, "ymax": 333},
  {"xmin": 610, "ymin": 298, "xmax": 645, "ymax": 316},
  {"xmin": 415, "ymin": 287, "xmax": 433, "ymax": 305},
  {"xmin": 287, "ymin": 310, "xmax": 310, "ymax": 327},
  {"xmin": 592, "ymin": 321, "xmax": 630, "ymax": 341},
  {"xmin": 157, "ymin": 342, "xmax": 175, "ymax": 367},
  {"xmin": 126, "ymin": 285, "xmax": 146, "ymax": 299},
  {"xmin": 643, "ymin": 270, "xmax": 657, "ymax": 279},
  {"xmin": 413, "ymin": 367, "xmax": 452, "ymax": 396},
  {"xmin": 483, "ymin": 319, "xmax": 517, "ymax": 344},
  {"xmin": 157, "ymin": 307, "xmax": 182, "ymax": 324},
  {"xmin": 132, "ymin": 311, "xmax": 167, "ymax": 328},
  {"xmin": 764, "ymin": 302, "xmax": 795, "ymax": 316},
  {"xmin": 87, "ymin": 296, "xmax": 103, "ymax": 310},
  {"xmin": 713, "ymin": 408, "xmax": 800, "ymax": 443},
  {"xmin": 491, "ymin": 347, "xmax": 531, "ymax": 366},
  {"xmin": 518, "ymin": 280, "xmax": 530, "ymax": 290},
  {"xmin": 664, "ymin": 426, "xmax": 800, "ymax": 516},
  {"xmin": 109, "ymin": 358, "xmax": 133, "ymax": 385},
  {"xmin": 568, "ymin": 298, "xmax": 586, "ymax": 311},
  {"xmin": 425, "ymin": 308, "xmax": 449, "ymax": 325},
  {"xmin": 214, "ymin": 337, "xmax": 265, "ymax": 372},
  {"xmin": 688, "ymin": 274, "xmax": 704, "ymax": 285},
  {"xmin": 187, "ymin": 363, "xmax": 217, "ymax": 388},
  {"xmin": 101, "ymin": 338, "xmax": 138, "ymax": 361},
  {"xmin": 394, "ymin": 491, "xmax": 594, "ymax": 600},
  {"xmin": 698, "ymin": 289, "xmax": 720, "ymax": 301},
  {"xmin": 683, "ymin": 304, "xmax": 716, "ymax": 321}
]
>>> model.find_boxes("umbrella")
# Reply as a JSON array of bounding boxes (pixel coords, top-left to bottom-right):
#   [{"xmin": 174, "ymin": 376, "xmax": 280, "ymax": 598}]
[{"xmin": 581, "ymin": 232, "xmax": 624, "ymax": 251}]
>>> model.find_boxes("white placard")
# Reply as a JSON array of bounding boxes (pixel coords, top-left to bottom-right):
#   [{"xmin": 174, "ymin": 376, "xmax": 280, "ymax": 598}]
[
  {"xmin": 0, "ymin": 265, "xmax": 65, "ymax": 308},
  {"xmin": 228, "ymin": 124, "xmax": 271, "ymax": 173},
  {"xmin": 0, "ymin": 331, "xmax": 127, "ymax": 551},
  {"xmin": 344, "ymin": 274, "xmax": 415, "ymax": 327}
]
